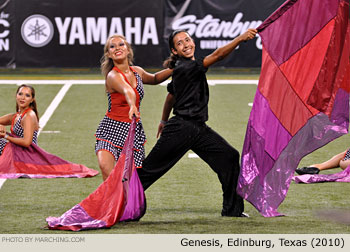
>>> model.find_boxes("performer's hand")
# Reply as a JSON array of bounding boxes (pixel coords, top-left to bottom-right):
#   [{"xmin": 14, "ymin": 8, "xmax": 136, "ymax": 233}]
[
  {"xmin": 157, "ymin": 122, "xmax": 165, "ymax": 138},
  {"xmin": 241, "ymin": 28, "xmax": 258, "ymax": 41},
  {"xmin": 129, "ymin": 105, "xmax": 140, "ymax": 120}
]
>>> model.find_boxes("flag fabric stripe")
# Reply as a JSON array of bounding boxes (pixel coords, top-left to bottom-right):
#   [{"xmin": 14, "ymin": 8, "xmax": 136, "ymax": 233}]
[
  {"xmin": 258, "ymin": 50, "xmax": 315, "ymax": 136},
  {"xmin": 249, "ymin": 90, "xmax": 292, "ymax": 161},
  {"xmin": 279, "ymin": 20, "xmax": 335, "ymax": 102}
]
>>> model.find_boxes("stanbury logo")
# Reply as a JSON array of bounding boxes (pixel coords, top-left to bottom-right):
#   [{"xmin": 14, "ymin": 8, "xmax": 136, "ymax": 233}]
[{"xmin": 172, "ymin": 13, "xmax": 262, "ymax": 50}]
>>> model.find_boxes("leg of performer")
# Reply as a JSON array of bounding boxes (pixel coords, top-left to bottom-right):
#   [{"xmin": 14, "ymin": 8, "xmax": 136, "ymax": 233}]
[
  {"xmin": 340, "ymin": 149, "xmax": 350, "ymax": 170},
  {"xmin": 191, "ymin": 124, "xmax": 244, "ymax": 217},
  {"xmin": 297, "ymin": 150, "xmax": 348, "ymax": 175},
  {"xmin": 138, "ymin": 117, "xmax": 199, "ymax": 190},
  {"xmin": 313, "ymin": 151, "xmax": 347, "ymax": 170},
  {"xmin": 340, "ymin": 159, "xmax": 350, "ymax": 170},
  {"xmin": 97, "ymin": 150, "xmax": 115, "ymax": 181}
]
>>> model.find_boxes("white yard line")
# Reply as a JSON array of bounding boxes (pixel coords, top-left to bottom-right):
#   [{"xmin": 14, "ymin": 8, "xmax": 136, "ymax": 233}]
[
  {"xmin": 0, "ymin": 80, "xmax": 105, "ymax": 85},
  {"xmin": 208, "ymin": 79, "xmax": 258, "ymax": 85},
  {"xmin": 38, "ymin": 83, "xmax": 72, "ymax": 136},
  {"xmin": 0, "ymin": 82, "xmax": 73, "ymax": 189},
  {"xmin": 0, "ymin": 179, "xmax": 5, "ymax": 189},
  {"xmin": 0, "ymin": 79, "xmax": 258, "ymax": 86},
  {"xmin": 160, "ymin": 79, "xmax": 258, "ymax": 86}
]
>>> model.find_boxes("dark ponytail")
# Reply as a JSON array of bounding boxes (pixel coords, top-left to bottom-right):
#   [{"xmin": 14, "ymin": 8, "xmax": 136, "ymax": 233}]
[{"xmin": 163, "ymin": 53, "xmax": 179, "ymax": 69}]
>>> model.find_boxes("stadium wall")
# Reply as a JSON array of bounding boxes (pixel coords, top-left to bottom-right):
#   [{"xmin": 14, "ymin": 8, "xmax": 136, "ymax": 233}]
[{"xmin": 0, "ymin": 0, "xmax": 284, "ymax": 68}]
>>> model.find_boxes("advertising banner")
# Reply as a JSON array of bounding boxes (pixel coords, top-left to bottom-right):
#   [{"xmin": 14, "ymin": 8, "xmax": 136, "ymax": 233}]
[
  {"xmin": 163, "ymin": 0, "xmax": 285, "ymax": 67},
  {"xmin": 0, "ymin": 0, "xmax": 286, "ymax": 68},
  {"xmin": 14, "ymin": 0, "xmax": 164, "ymax": 68},
  {"xmin": 0, "ymin": 0, "xmax": 15, "ymax": 68}
]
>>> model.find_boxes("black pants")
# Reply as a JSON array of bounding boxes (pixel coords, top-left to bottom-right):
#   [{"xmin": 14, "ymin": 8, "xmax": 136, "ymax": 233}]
[{"xmin": 137, "ymin": 116, "xmax": 244, "ymax": 216}]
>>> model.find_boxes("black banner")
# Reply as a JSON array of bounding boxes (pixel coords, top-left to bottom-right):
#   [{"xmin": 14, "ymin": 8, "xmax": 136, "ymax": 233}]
[
  {"xmin": 0, "ymin": 0, "xmax": 15, "ymax": 68},
  {"xmin": 14, "ymin": 0, "xmax": 164, "ymax": 68},
  {"xmin": 0, "ymin": 0, "xmax": 286, "ymax": 68},
  {"xmin": 163, "ymin": 0, "xmax": 285, "ymax": 67}
]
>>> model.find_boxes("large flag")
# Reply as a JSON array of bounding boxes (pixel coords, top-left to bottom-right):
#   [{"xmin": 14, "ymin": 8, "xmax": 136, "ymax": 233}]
[
  {"xmin": 237, "ymin": 0, "xmax": 350, "ymax": 217},
  {"xmin": 0, "ymin": 141, "xmax": 98, "ymax": 179},
  {"xmin": 46, "ymin": 118, "xmax": 146, "ymax": 231}
]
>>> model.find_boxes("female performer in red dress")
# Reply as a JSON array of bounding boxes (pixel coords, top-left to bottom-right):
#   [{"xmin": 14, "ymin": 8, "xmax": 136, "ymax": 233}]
[{"xmin": 95, "ymin": 34, "xmax": 173, "ymax": 181}]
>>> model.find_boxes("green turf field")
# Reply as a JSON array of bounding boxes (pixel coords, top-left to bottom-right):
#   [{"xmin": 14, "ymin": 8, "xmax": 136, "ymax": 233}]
[{"xmin": 0, "ymin": 74, "xmax": 349, "ymax": 234}]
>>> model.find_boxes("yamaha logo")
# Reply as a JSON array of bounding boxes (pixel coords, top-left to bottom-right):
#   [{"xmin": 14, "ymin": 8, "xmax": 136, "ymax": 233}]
[{"xmin": 21, "ymin": 14, "xmax": 54, "ymax": 47}]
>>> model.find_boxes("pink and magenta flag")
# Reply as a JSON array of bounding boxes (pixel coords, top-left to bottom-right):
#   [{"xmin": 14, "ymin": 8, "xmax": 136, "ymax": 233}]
[
  {"xmin": 237, "ymin": 0, "xmax": 349, "ymax": 217},
  {"xmin": 46, "ymin": 118, "xmax": 146, "ymax": 231},
  {"xmin": 0, "ymin": 141, "xmax": 98, "ymax": 179}
]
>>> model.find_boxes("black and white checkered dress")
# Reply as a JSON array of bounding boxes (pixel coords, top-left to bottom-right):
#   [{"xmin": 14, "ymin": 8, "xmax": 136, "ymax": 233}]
[
  {"xmin": 0, "ymin": 111, "xmax": 38, "ymax": 156},
  {"xmin": 343, "ymin": 148, "xmax": 350, "ymax": 161},
  {"xmin": 0, "ymin": 139, "xmax": 7, "ymax": 156},
  {"xmin": 95, "ymin": 70, "xmax": 146, "ymax": 168}
]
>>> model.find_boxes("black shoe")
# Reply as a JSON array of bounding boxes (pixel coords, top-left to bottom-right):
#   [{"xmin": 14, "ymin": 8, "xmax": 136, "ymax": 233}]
[{"xmin": 295, "ymin": 166, "xmax": 320, "ymax": 175}]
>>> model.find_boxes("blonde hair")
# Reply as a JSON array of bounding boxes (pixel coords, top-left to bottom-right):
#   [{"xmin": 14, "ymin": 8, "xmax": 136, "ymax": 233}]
[{"xmin": 100, "ymin": 34, "xmax": 134, "ymax": 77}]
